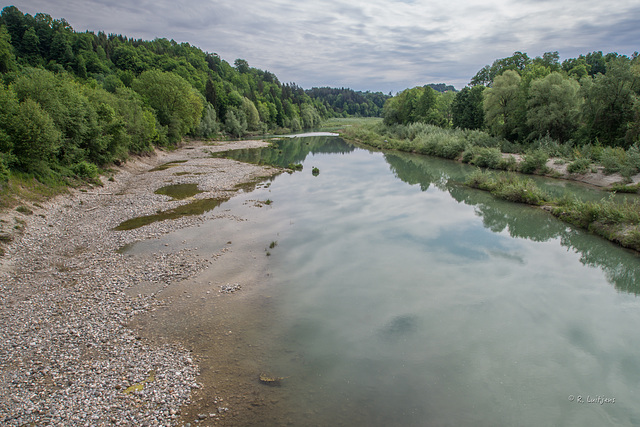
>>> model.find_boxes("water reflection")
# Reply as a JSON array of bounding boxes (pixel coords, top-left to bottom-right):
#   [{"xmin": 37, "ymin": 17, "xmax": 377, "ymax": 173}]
[
  {"xmin": 186, "ymin": 135, "xmax": 640, "ymax": 426},
  {"xmin": 212, "ymin": 135, "xmax": 356, "ymax": 168},
  {"xmin": 222, "ymin": 137, "xmax": 640, "ymax": 295},
  {"xmin": 383, "ymin": 151, "xmax": 640, "ymax": 295}
]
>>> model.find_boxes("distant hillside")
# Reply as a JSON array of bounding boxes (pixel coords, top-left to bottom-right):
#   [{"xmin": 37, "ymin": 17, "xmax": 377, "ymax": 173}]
[
  {"xmin": 427, "ymin": 83, "xmax": 457, "ymax": 93},
  {"xmin": 0, "ymin": 6, "xmax": 389, "ymax": 183},
  {"xmin": 306, "ymin": 87, "xmax": 391, "ymax": 117}
]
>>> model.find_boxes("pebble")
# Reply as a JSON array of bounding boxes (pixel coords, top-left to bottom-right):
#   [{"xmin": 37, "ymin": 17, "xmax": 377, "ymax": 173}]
[{"xmin": 0, "ymin": 140, "xmax": 277, "ymax": 426}]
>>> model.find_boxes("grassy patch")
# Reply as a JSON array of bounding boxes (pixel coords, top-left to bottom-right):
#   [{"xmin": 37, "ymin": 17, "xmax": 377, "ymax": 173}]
[
  {"xmin": 0, "ymin": 173, "xmax": 69, "ymax": 211},
  {"xmin": 466, "ymin": 169, "xmax": 549, "ymax": 205},
  {"xmin": 610, "ymin": 182, "xmax": 640, "ymax": 193},
  {"xmin": 551, "ymin": 197, "xmax": 640, "ymax": 251},
  {"xmin": 467, "ymin": 169, "xmax": 640, "ymax": 251}
]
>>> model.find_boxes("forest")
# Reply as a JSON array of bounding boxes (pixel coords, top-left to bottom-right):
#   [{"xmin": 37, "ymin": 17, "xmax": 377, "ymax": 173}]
[
  {"xmin": 383, "ymin": 50, "xmax": 639, "ymax": 149},
  {"xmin": 0, "ymin": 6, "xmax": 386, "ymax": 184},
  {"xmin": 350, "ymin": 50, "xmax": 640, "ymax": 181}
]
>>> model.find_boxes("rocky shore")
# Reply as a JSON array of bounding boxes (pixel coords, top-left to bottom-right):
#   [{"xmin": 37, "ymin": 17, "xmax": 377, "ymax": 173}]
[{"xmin": 0, "ymin": 140, "xmax": 279, "ymax": 426}]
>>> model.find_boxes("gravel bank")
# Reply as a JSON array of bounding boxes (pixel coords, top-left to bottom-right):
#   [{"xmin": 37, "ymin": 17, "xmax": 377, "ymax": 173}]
[{"xmin": 0, "ymin": 140, "xmax": 279, "ymax": 426}]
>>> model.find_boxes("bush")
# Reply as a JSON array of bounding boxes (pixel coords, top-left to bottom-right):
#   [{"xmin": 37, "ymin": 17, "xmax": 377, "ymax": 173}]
[
  {"xmin": 462, "ymin": 146, "xmax": 502, "ymax": 168},
  {"xmin": 466, "ymin": 168, "xmax": 493, "ymax": 190},
  {"xmin": 519, "ymin": 149, "xmax": 549, "ymax": 174},
  {"xmin": 599, "ymin": 147, "xmax": 627, "ymax": 174},
  {"xmin": 464, "ymin": 129, "xmax": 500, "ymax": 148},
  {"xmin": 465, "ymin": 169, "xmax": 549, "ymax": 205},
  {"xmin": 0, "ymin": 153, "xmax": 10, "ymax": 185},
  {"xmin": 497, "ymin": 155, "xmax": 518, "ymax": 171},
  {"xmin": 72, "ymin": 161, "xmax": 99, "ymax": 178},
  {"xmin": 567, "ymin": 158, "xmax": 591, "ymax": 174},
  {"xmin": 492, "ymin": 176, "xmax": 549, "ymax": 205}
]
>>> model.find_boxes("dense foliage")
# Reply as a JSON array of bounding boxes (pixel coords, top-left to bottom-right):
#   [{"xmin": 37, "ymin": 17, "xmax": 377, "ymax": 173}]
[
  {"xmin": 305, "ymin": 87, "xmax": 390, "ymax": 118},
  {"xmin": 0, "ymin": 6, "xmax": 384, "ymax": 183},
  {"xmin": 383, "ymin": 50, "xmax": 640, "ymax": 150}
]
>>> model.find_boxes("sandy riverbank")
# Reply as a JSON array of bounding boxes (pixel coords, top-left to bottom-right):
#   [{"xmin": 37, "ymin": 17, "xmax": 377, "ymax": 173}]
[{"xmin": 0, "ymin": 139, "xmax": 281, "ymax": 426}]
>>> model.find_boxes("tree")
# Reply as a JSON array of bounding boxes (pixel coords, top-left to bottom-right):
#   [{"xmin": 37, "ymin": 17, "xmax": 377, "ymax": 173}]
[
  {"xmin": 526, "ymin": 72, "xmax": 583, "ymax": 142},
  {"xmin": 452, "ymin": 85, "xmax": 485, "ymax": 130},
  {"xmin": 483, "ymin": 70, "xmax": 523, "ymax": 140},
  {"xmin": 21, "ymin": 27, "xmax": 41, "ymax": 65},
  {"xmin": 0, "ymin": 25, "xmax": 16, "ymax": 73},
  {"xmin": 580, "ymin": 57, "xmax": 640, "ymax": 147},
  {"xmin": 470, "ymin": 52, "xmax": 531, "ymax": 87},
  {"xmin": 133, "ymin": 70, "xmax": 203, "ymax": 143},
  {"xmin": 11, "ymin": 99, "xmax": 61, "ymax": 170},
  {"xmin": 234, "ymin": 58, "xmax": 249, "ymax": 74},
  {"xmin": 241, "ymin": 96, "xmax": 260, "ymax": 131},
  {"xmin": 415, "ymin": 86, "xmax": 437, "ymax": 120}
]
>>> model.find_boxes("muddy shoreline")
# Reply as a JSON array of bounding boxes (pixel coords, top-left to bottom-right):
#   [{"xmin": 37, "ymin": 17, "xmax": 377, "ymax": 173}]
[{"xmin": 0, "ymin": 140, "xmax": 281, "ymax": 426}]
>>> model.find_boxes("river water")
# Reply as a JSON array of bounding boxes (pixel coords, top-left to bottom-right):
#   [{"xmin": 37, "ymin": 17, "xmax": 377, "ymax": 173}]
[{"xmin": 139, "ymin": 135, "xmax": 640, "ymax": 426}]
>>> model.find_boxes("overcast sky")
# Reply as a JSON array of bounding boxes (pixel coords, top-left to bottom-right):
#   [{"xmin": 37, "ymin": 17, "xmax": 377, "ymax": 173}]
[{"xmin": 7, "ymin": 0, "xmax": 640, "ymax": 93}]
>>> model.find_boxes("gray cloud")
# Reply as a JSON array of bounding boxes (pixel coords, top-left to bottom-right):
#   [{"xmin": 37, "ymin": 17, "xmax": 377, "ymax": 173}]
[{"xmin": 7, "ymin": 0, "xmax": 639, "ymax": 93}]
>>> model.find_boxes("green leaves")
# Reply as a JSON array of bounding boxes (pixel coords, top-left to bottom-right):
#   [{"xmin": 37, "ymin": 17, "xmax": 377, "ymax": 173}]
[
  {"xmin": 526, "ymin": 72, "xmax": 582, "ymax": 142},
  {"xmin": 133, "ymin": 70, "xmax": 203, "ymax": 144}
]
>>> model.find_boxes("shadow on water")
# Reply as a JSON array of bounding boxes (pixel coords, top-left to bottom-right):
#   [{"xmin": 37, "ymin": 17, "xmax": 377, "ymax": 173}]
[
  {"xmin": 383, "ymin": 151, "xmax": 640, "ymax": 295},
  {"xmin": 222, "ymin": 136, "xmax": 640, "ymax": 295}
]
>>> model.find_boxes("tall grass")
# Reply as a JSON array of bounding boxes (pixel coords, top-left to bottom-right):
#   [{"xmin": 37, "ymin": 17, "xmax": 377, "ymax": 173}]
[
  {"xmin": 466, "ymin": 169, "xmax": 640, "ymax": 251},
  {"xmin": 466, "ymin": 169, "xmax": 550, "ymax": 205}
]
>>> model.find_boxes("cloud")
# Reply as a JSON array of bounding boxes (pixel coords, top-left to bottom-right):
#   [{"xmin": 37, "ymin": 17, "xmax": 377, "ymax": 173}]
[{"xmin": 7, "ymin": 0, "xmax": 639, "ymax": 93}]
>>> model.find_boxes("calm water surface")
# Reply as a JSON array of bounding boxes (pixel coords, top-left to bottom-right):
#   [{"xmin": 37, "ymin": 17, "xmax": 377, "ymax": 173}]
[{"xmin": 191, "ymin": 136, "xmax": 640, "ymax": 425}]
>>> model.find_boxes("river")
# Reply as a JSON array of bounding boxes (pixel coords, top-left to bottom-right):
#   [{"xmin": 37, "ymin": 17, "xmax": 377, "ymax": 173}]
[{"xmin": 133, "ymin": 135, "xmax": 640, "ymax": 426}]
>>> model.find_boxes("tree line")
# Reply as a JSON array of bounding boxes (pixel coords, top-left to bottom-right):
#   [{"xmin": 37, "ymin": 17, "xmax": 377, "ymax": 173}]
[
  {"xmin": 0, "ymin": 6, "xmax": 382, "ymax": 183},
  {"xmin": 384, "ymin": 50, "xmax": 640, "ymax": 149},
  {"xmin": 305, "ymin": 87, "xmax": 390, "ymax": 118}
]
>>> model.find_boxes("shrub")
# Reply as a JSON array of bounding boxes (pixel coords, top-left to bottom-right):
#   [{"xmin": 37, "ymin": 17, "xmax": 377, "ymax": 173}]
[
  {"xmin": 72, "ymin": 161, "xmax": 99, "ymax": 178},
  {"xmin": 465, "ymin": 170, "xmax": 549, "ymax": 205},
  {"xmin": 464, "ymin": 129, "xmax": 500, "ymax": 148},
  {"xmin": 0, "ymin": 153, "xmax": 10, "ymax": 185},
  {"xmin": 493, "ymin": 177, "xmax": 548, "ymax": 205},
  {"xmin": 497, "ymin": 155, "xmax": 518, "ymax": 171},
  {"xmin": 567, "ymin": 158, "xmax": 591, "ymax": 174},
  {"xmin": 462, "ymin": 146, "xmax": 502, "ymax": 169},
  {"xmin": 599, "ymin": 147, "xmax": 627, "ymax": 174},
  {"xmin": 519, "ymin": 149, "xmax": 549, "ymax": 174},
  {"xmin": 466, "ymin": 168, "xmax": 493, "ymax": 190}
]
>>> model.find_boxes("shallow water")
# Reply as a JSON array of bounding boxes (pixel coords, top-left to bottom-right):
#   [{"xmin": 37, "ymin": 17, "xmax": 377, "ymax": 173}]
[{"xmin": 139, "ymin": 136, "xmax": 640, "ymax": 426}]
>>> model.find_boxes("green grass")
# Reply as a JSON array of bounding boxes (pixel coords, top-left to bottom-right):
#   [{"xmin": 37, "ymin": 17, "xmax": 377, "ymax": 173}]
[
  {"xmin": 0, "ymin": 172, "xmax": 70, "ymax": 211},
  {"xmin": 610, "ymin": 182, "xmax": 640, "ymax": 193},
  {"xmin": 467, "ymin": 169, "xmax": 640, "ymax": 251},
  {"xmin": 319, "ymin": 117, "xmax": 382, "ymax": 132},
  {"xmin": 551, "ymin": 196, "xmax": 640, "ymax": 251},
  {"xmin": 466, "ymin": 169, "xmax": 550, "ymax": 205}
]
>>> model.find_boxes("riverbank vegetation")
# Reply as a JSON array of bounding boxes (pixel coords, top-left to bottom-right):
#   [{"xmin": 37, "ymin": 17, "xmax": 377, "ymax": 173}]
[
  {"xmin": 466, "ymin": 169, "xmax": 640, "ymax": 251},
  {"xmin": 342, "ymin": 50, "xmax": 640, "ymax": 185},
  {"xmin": 339, "ymin": 50, "xmax": 640, "ymax": 251}
]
